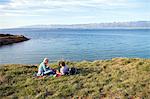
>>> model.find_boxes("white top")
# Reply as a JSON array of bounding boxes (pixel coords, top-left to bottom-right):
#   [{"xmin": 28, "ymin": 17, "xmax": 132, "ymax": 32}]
[{"xmin": 60, "ymin": 65, "xmax": 69, "ymax": 75}]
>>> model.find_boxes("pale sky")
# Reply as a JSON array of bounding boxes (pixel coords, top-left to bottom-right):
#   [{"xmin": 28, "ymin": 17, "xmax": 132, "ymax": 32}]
[{"xmin": 0, "ymin": 0, "xmax": 150, "ymax": 29}]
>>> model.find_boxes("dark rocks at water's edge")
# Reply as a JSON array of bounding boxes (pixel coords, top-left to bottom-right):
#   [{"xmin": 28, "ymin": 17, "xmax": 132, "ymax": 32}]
[{"xmin": 0, "ymin": 34, "xmax": 30, "ymax": 46}]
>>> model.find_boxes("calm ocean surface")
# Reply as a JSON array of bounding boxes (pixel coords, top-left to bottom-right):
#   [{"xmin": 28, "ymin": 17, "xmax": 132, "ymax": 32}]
[{"xmin": 0, "ymin": 29, "xmax": 150, "ymax": 64}]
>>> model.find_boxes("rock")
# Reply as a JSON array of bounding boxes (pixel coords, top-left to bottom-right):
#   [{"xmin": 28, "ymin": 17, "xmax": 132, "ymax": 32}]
[{"xmin": 0, "ymin": 34, "xmax": 30, "ymax": 46}]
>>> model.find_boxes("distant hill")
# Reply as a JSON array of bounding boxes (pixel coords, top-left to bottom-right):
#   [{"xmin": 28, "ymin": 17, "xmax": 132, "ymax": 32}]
[{"xmin": 22, "ymin": 21, "xmax": 150, "ymax": 29}]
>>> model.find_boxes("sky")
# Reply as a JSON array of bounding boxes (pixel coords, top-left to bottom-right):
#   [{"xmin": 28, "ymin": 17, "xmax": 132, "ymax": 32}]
[{"xmin": 0, "ymin": 0, "xmax": 150, "ymax": 29}]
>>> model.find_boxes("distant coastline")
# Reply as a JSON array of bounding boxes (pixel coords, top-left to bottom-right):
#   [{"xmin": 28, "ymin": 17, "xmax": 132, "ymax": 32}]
[{"xmin": 0, "ymin": 21, "xmax": 150, "ymax": 30}]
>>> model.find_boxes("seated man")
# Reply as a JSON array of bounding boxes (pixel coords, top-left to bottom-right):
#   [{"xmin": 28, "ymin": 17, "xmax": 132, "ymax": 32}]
[{"xmin": 37, "ymin": 58, "xmax": 55, "ymax": 76}]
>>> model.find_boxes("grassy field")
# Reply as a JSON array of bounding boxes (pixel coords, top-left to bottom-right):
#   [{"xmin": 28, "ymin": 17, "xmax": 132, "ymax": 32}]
[{"xmin": 0, "ymin": 58, "xmax": 150, "ymax": 99}]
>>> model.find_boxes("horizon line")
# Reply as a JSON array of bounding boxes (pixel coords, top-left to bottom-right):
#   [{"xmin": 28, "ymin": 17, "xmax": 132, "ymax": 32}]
[{"xmin": 0, "ymin": 20, "xmax": 150, "ymax": 29}]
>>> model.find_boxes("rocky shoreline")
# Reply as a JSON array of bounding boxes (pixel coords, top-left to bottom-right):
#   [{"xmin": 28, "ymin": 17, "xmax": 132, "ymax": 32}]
[{"xmin": 0, "ymin": 34, "xmax": 29, "ymax": 46}]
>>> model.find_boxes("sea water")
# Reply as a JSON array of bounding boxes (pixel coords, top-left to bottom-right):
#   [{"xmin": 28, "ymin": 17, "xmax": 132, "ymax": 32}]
[{"xmin": 0, "ymin": 29, "xmax": 150, "ymax": 64}]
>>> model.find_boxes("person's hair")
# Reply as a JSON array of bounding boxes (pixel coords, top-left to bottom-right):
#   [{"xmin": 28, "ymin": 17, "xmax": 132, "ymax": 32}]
[
  {"xmin": 61, "ymin": 61, "xmax": 65, "ymax": 66},
  {"xmin": 58, "ymin": 61, "xmax": 62, "ymax": 66},
  {"xmin": 43, "ymin": 58, "xmax": 48, "ymax": 63},
  {"xmin": 58, "ymin": 60, "xmax": 66, "ymax": 66}
]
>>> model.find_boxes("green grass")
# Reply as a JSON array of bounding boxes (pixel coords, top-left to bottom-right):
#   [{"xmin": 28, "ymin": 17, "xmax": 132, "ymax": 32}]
[{"xmin": 0, "ymin": 58, "xmax": 150, "ymax": 98}]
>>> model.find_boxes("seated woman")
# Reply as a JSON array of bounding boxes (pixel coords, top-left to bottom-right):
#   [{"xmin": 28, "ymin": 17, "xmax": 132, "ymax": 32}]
[
  {"xmin": 37, "ymin": 58, "xmax": 55, "ymax": 76},
  {"xmin": 56, "ymin": 61, "xmax": 69, "ymax": 76}
]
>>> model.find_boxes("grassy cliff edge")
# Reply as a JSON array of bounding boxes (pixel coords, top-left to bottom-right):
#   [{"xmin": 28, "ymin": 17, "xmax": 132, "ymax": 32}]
[{"xmin": 0, "ymin": 58, "xmax": 150, "ymax": 98}]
